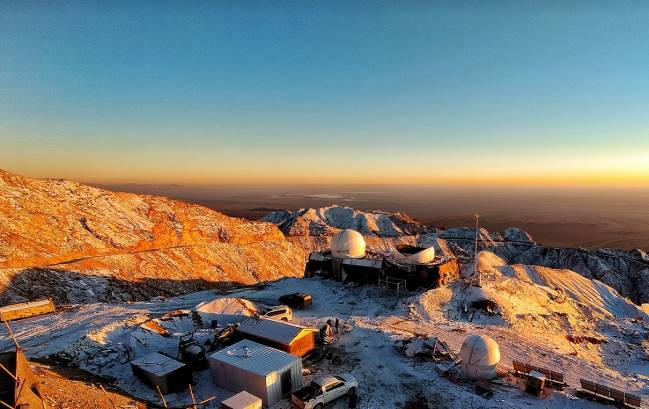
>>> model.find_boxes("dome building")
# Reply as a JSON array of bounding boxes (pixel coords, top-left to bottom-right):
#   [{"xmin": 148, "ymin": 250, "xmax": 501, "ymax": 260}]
[
  {"xmin": 330, "ymin": 229, "xmax": 366, "ymax": 259},
  {"xmin": 390, "ymin": 246, "xmax": 435, "ymax": 265},
  {"xmin": 459, "ymin": 334, "xmax": 500, "ymax": 380},
  {"xmin": 305, "ymin": 229, "xmax": 459, "ymax": 290}
]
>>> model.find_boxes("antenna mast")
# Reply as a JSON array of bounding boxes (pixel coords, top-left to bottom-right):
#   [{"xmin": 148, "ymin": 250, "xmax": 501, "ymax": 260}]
[{"xmin": 474, "ymin": 213, "xmax": 481, "ymax": 287}]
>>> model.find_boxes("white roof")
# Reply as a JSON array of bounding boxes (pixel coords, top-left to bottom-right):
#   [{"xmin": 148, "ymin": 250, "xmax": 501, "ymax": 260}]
[
  {"xmin": 131, "ymin": 352, "xmax": 186, "ymax": 377},
  {"xmin": 331, "ymin": 229, "xmax": 366, "ymax": 259},
  {"xmin": 237, "ymin": 317, "xmax": 315, "ymax": 344},
  {"xmin": 210, "ymin": 340, "xmax": 299, "ymax": 376},
  {"xmin": 221, "ymin": 391, "xmax": 262, "ymax": 408}
]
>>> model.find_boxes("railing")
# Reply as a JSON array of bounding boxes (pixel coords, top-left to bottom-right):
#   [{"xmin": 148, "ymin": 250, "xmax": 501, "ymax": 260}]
[
  {"xmin": 580, "ymin": 379, "xmax": 641, "ymax": 408},
  {"xmin": 378, "ymin": 277, "xmax": 407, "ymax": 297},
  {"xmin": 512, "ymin": 360, "xmax": 566, "ymax": 385}
]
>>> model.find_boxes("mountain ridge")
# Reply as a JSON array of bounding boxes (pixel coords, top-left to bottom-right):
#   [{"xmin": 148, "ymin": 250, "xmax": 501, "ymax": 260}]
[
  {"xmin": 0, "ymin": 169, "xmax": 306, "ymax": 303},
  {"xmin": 262, "ymin": 204, "xmax": 649, "ymax": 304}
]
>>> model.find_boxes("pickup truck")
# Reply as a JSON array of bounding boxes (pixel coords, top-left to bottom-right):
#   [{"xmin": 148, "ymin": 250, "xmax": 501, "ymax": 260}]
[
  {"xmin": 262, "ymin": 305, "xmax": 293, "ymax": 322},
  {"xmin": 291, "ymin": 374, "xmax": 358, "ymax": 409}
]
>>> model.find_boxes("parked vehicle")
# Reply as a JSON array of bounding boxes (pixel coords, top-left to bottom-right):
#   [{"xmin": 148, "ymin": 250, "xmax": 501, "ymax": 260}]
[
  {"xmin": 279, "ymin": 293, "xmax": 313, "ymax": 309},
  {"xmin": 291, "ymin": 374, "xmax": 358, "ymax": 409},
  {"xmin": 177, "ymin": 332, "xmax": 207, "ymax": 370},
  {"xmin": 262, "ymin": 305, "xmax": 293, "ymax": 322}
]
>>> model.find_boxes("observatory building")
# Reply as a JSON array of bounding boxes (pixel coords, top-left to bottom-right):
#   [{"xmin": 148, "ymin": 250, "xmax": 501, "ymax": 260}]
[
  {"xmin": 306, "ymin": 229, "xmax": 459, "ymax": 290},
  {"xmin": 330, "ymin": 229, "xmax": 366, "ymax": 258},
  {"xmin": 459, "ymin": 334, "xmax": 501, "ymax": 380}
]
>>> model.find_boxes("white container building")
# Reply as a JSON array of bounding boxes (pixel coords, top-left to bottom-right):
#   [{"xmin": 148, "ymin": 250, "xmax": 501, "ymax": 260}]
[{"xmin": 210, "ymin": 340, "xmax": 302, "ymax": 408}]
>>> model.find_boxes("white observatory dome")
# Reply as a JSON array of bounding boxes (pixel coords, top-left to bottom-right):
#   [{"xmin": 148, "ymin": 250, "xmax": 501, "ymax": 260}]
[
  {"xmin": 391, "ymin": 246, "xmax": 435, "ymax": 265},
  {"xmin": 330, "ymin": 229, "xmax": 366, "ymax": 259},
  {"xmin": 459, "ymin": 334, "xmax": 500, "ymax": 380}
]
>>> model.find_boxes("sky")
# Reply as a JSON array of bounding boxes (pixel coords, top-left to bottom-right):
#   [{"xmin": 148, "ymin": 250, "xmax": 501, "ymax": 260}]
[{"xmin": 1, "ymin": 1, "xmax": 648, "ymax": 187}]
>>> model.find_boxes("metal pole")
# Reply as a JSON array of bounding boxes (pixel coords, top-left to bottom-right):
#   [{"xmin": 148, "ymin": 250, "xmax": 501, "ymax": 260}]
[
  {"xmin": 474, "ymin": 214, "xmax": 480, "ymax": 286},
  {"xmin": 99, "ymin": 385, "xmax": 118, "ymax": 409},
  {"xmin": 189, "ymin": 384, "xmax": 197, "ymax": 409},
  {"xmin": 156, "ymin": 385, "xmax": 168, "ymax": 408}
]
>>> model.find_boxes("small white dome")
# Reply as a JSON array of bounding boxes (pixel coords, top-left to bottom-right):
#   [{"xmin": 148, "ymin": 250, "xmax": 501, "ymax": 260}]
[
  {"xmin": 330, "ymin": 229, "xmax": 366, "ymax": 259},
  {"xmin": 391, "ymin": 246, "xmax": 435, "ymax": 265},
  {"xmin": 459, "ymin": 334, "xmax": 500, "ymax": 380}
]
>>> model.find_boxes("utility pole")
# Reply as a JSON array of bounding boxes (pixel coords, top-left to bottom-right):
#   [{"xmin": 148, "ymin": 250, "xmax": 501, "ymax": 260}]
[{"xmin": 474, "ymin": 213, "xmax": 481, "ymax": 287}]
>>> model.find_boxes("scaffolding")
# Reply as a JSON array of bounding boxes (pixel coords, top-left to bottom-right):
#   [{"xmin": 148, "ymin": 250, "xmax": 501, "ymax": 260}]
[{"xmin": 378, "ymin": 276, "xmax": 407, "ymax": 297}]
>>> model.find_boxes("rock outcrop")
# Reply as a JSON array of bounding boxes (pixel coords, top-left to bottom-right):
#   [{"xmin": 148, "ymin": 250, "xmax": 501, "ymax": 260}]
[
  {"xmin": 421, "ymin": 229, "xmax": 649, "ymax": 304},
  {"xmin": 262, "ymin": 205, "xmax": 431, "ymax": 237}
]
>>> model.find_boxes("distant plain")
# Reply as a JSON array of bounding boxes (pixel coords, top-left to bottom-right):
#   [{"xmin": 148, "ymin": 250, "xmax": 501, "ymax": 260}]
[{"xmin": 102, "ymin": 183, "xmax": 649, "ymax": 251}]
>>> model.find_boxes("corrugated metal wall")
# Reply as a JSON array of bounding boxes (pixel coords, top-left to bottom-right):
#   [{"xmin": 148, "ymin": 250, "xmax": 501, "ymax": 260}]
[
  {"xmin": 210, "ymin": 359, "xmax": 268, "ymax": 405},
  {"xmin": 265, "ymin": 359, "xmax": 302, "ymax": 406},
  {"xmin": 210, "ymin": 357, "xmax": 302, "ymax": 408}
]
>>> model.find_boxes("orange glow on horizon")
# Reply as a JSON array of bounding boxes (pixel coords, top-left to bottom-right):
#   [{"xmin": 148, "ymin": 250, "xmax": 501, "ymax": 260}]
[{"xmin": 3, "ymin": 141, "xmax": 649, "ymax": 188}]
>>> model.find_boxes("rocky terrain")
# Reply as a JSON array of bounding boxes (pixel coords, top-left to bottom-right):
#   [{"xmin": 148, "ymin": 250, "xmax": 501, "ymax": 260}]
[
  {"xmin": 263, "ymin": 205, "xmax": 649, "ymax": 305},
  {"xmin": 0, "ymin": 170, "xmax": 306, "ymax": 304},
  {"xmin": 262, "ymin": 206, "xmax": 431, "ymax": 237},
  {"xmin": 424, "ymin": 227, "xmax": 649, "ymax": 305},
  {"xmin": 7, "ymin": 275, "xmax": 649, "ymax": 408},
  {"xmin": 2, "ymin": 172, "xmax": 649, "ymax": 407},
  {"xmin": 2, "ymin": 169, "xmax": 647, "ymax": 309}
]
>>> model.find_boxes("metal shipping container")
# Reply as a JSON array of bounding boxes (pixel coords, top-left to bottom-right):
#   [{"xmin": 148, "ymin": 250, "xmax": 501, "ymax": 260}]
[{"xmin": 210, "ymin": 340, "xmax": 302, "ymax": 408}]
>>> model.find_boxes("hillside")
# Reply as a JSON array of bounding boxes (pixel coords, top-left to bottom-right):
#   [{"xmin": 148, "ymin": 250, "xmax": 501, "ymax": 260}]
[{"xmin": 0, "ymin": 170, "xmax": 306, "ymax": 303}]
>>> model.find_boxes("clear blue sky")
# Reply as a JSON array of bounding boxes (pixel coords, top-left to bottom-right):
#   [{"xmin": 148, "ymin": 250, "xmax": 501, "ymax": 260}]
[{"xmin": 1, "ymin": 1, "xmax": 648, "ymax": 185}]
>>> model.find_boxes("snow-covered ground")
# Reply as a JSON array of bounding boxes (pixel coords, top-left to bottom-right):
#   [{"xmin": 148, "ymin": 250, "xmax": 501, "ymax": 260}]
[{"xmin": 2, "ymin": 276, "xmax": 648, "ymax": 408}]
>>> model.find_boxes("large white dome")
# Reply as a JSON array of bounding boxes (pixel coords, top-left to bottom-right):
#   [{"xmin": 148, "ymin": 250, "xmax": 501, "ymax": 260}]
[
  {"xmin": 459, "ymin": 334, "xmax": 500, "ymax": 380},
  {"xmin": 330, "ymin": 229, "xmax": 366, "ymax": 259}
]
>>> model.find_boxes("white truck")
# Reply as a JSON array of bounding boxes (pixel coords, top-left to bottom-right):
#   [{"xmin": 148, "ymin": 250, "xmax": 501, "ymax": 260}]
[
  {"xmin": 290, "ymin": 374, "xmax": 358, "ymax": 409},
  {"xmin": 262, "ymin": 305, "xmax": 292, "ymax": 322}
]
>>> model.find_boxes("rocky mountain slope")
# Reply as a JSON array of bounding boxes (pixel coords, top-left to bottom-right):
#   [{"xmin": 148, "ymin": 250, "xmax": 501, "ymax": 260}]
[
  {"xmin": 0, "ymin": 170, "xmax": 306, "ymax": 304},
  {"xmin": 422, "ymin": 227, "xmax": 649, "ymax": 304}
]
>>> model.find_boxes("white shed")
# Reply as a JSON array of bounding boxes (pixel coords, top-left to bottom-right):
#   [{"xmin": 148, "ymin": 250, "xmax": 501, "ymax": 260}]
[
  {"xmin": 210, "ymin": 340, "xmax": 302, "ymax": 408},
  {"xmin": 220, "ymin": 391, "xmax": 262, "ymax": 409}
]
